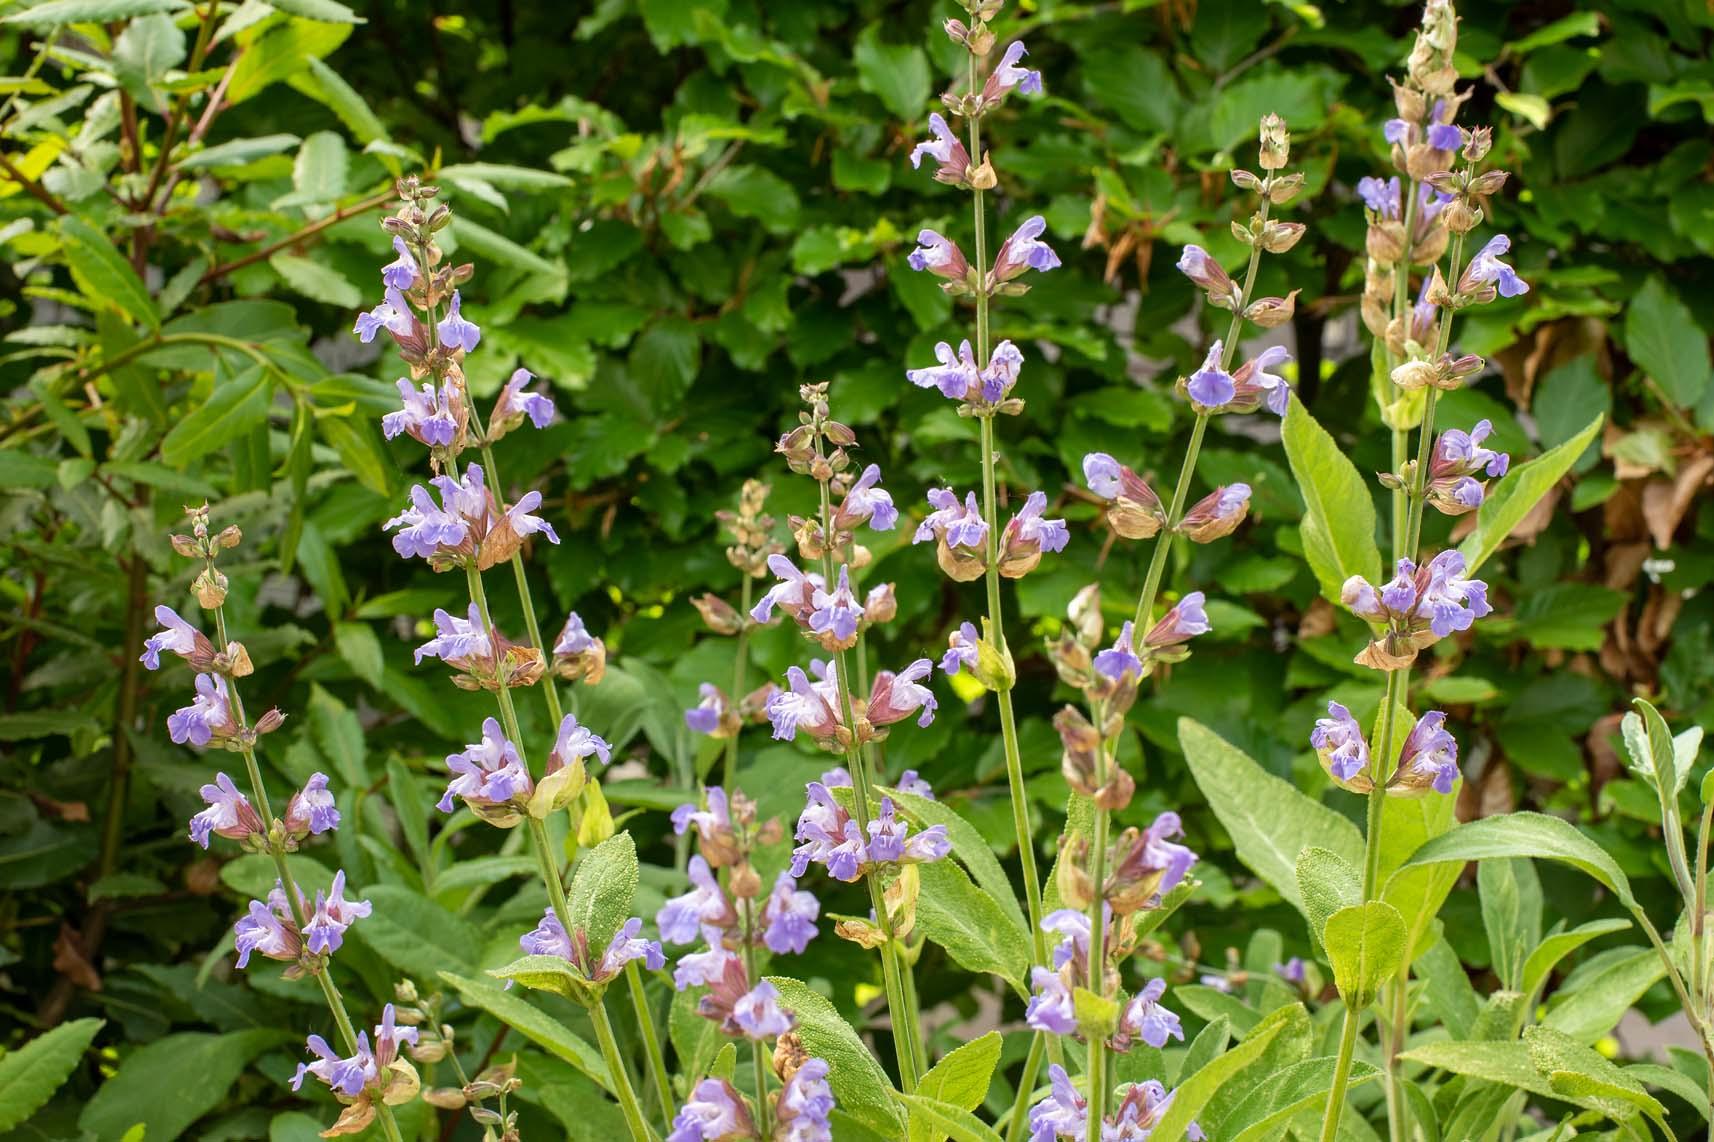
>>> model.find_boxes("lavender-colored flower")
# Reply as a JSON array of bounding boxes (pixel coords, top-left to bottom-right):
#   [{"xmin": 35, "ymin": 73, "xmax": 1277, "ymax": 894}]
[
  {"xmin": 1044, "ymin": 909, "xmax": 1094, "ymax": 974},
  {"xmin": 491, "ymin": 367, "xmax": 556, "ymax": 433},
  {"xmin": 1185, "ymin": 340, "xmax": 1234, "ymax": 409},
  {"xmin": 168, "ymin": 673, "xmax": 235, "ymax": 747},
  {"xmin": 1106, "ymin": 813, "xmax": 1198, "ymax": 913},
  {"xmin": 907, "ymin": 229, "xmax": 970, "ymax": 280},
  {"xmin": 1311, "ymin": 702, "xmax": 1370, "ymax": 783},
  {"xmin": 982, "ymin": 340, "xmax": 1025, "ymax": 403},
  {"xmin": 1093, "ymin": 621, "xmax": 1141, "ymax": 681},
  {"xmin": 1398, "ymin": 710, "xmax": 1460, "ymax": 794},
  {"xmin": 668, "ymin": 1078, "xmax": 752, "ymax": 1142},
  {"xmin": 141, "ymin": 605, "xmax": 204, "ymax": 670},
  {"xmin": 907, "ymin": 339, "xmax": 983, "ymax": 400},
  {"xmin": 909, "ymin": 111, "xmax": 971, "ymax": 184},
  {"xmin": 381, "ymin": 236, "xmax": 419, "ymax": 290},
  {"xmin": 553, "ymin": 611, "xmax": 595, "ymax": 655},
  {"xmin": 673, "ymin": 946, "xmax": 736, "ymax": 992},
  {"xmin": 1342, "ymin": 551, "xmax": 1492, "ymax": 644},
  {"xmin": 384, "ymin": 481, "xmax": 469, "ymax": 561},
  {"xmin": 1461, "ymin": 234, "xmax": 1529, "ymax": 298},
  {"xmin": 684, "ymin": 683, "xmax": 728, "ymax": 736},
  {"xmin": 775, "ymin": 1056, "xmax": 835, "ymax": 1141},
  {"xmin": 865, "ymin": 796, "xmax": 951, "ymax": 865},
  {"xmin": 597, "ymin": 916, "xmax": 667, "ymax": 979},
  {"xmin": 672, "ymin": 786, "xmax": 733, "ymax": 843},
  {"xmin": 982, "ymin": 41, "xmax": 1043, "ymax": 104},
  {"xmin": 999, "ymin": 491, "xmax": 1070, "ymax": 575},
  {"xmin": 835, "ymin": 464, "xmax": 899, "ymax": 532},
  {"xmin": 1028, "ymin": 1064, "xmax": 1087, "ymax": 1142},
  {"xmin": 1145, "ymin": 591, "xmax": 1210, "ymax": 648},
  {"xmin": 1229, "ymin": 345, "xmax": 1293, "ymax": 415},
  {"xmin": 1177, "ymin": 483, "xmax": 1251, "ymax": 543},
  {"xmin": 767, "ymin": 663, "xmax": 843, "ymax": 743},
  {"xmin": 1108, "ymin": 1079, "xmax": 1204, "ymax": 1141},
  {"xmin": 790, "ymin": 781, "xmax": 869, "ymax": 881},
  {"xmin": 1357, "ymin": 175, "xmax": 1401, "ymax": 218},
  {"xmin": 415, "ymin": 603, "xmax": 492, "ymax": 665},
  {"xmin": 189, "ymin": 773, "xmax": 261, "ymax": 848},
  {"xmin": 549, "ymin": 711, "xmax": 612, "ymax": 771},
  {"xmin": 1176, "ymin": 244, "xmax": 1235, "ymax": 302},
  {"xmin": 435, "ymin": 289, "xmax": 481, "ymax": 352},
  {"xmin": 284, "ymin": 772, "xmax": 340, "ymax": 838},
  {"xmin": 1199, "ymin": 972, "xmax": 1234, "ymax": 993},
  {"xmin": 991, "ymin": 215, "xmax": 1060, "ymax": 283},
  {"xmin": 353, "ymin": 287, "xmax": 413, "ymax": 343},
  {"xmin": 503, "ymin": 490, "xmax": 559, "ymax": 544},
  {"xmin": 372, "ymin": 1003, "xmax": 419, "ymax": 1069},
  {"xmin": 234, "ymin": 882, "xmax": 302, "ymax": 968},
  {"xmin": 894, "ymin": 770, "xmax": 935, "ymax": 799},
  {"xmin": 808, "ymin": 566, "xmax": 864, "ymax": 649},
  {"xmin": 915, "ymin": 488, "xmax": 988, "ymax": 549},
  {"xmin": 291, "ymin": 1032, "xmax": 376, "ymax": 1098},
  {"xmin": 1116, "ymin": 978, "xmax": 1183, "ymax": 1049},
  {"xmin": 1083, "ymin": 454, "xmax": 1167, "ymax": 540},
  {"xmin": 1025, "ymin": 966, "xmax": 1077, "ymax": 1035},
  {"xmin": 942, "ymin": 621, "xmax": 980, "ymax": 675},
  {"xmin": 820, "ymin": 766, "xmax": 852, "ymax": 788},
  {"xmin": 658, "ymin": 856, "xmax": 732, "ymax": 945},
  {"xmin": 868, "ymin": 658, "xmax": 940, "ymax": 730},
  {"xmin": 761, "ymin": 870, "xmax": 820, "ymax": 954},
  {"xmin": 751, "ymin": 553, "xmax": 821, "ymax": 626},
  {"xmin": 1426, "ymin": 122, "xmax": 1462, "ymax": 150},
  {"xmin": 382, "ymin": 378, "xmax": 461, "ymax": 448},
  {"xmin": 1276, "ymin": 957, "xmax": 1307, "ymax": 984},
  {"xmin": 520, "ymin": 907, "xmax": 575, "ymax": 959},
  {"xmin": 302, "ymin": 869, "xmax": 371, "ymax": 955},
  {"xmin": 732, "ymin": 979, "xmax": 795, "ymax": 1039},
  {"xmin": 1083, "ymin": 453, "xmax": 1125, "ymax": 501},
  {"xmin": 1419, "ymin": 551, "xmax": 1492, "ymax": 637},
  {"xmin": 438, "ymin": 717, "xmax": 532, "ymax": 817},
  {"xmin": 1426, "ymin": 419, "xmax": 1509, "ymax": 515}
]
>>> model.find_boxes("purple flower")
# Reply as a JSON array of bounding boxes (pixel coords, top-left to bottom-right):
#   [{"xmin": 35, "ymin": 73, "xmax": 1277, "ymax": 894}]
[
  {"xmin": 1276, "ymin": 957, "xmax": 1306, "ymax": 984},
  {"xmin": 1144, "ymin": 591, "xmax": 1210, "ymax": 648},
  {"xmin": 668, "ymin": 1078, "xmax": 752, "ymax": 1142},
  {"xmin": 302, "ymin": 869, "xmax": 371, "ymax": 956},
  {"xmin": 1000, "ymin": 491, "xmax": 1070, "ymax": 572},
  {"xmin": 790, "ymin": 781, "xmax": 868, "ymax": 881},
  {"xmin": 382, "ymin": 378, "xmax": 462, "ymax": 448},
  {"xmin": 520, "ymin": 907, "xmax": 575, "ymax": 959},
  {"xmin": 548, "ymin": 711, "xmax": 612, "ymax": 770},
  {"xmin": 372, "ymin": 1003, "xmax": 419, "ymax": 1068},
  {"xmin": 284, "ymin": 772, "xmax": 340, "ymax": 838},
  {"xmin": 820, "ymin": 766, "xmax": 852, "ymax": 788},
  {"xmin": 671, "ymin": 786, "xmax": 732, "ymax": 842},
  {"xmin": 415, "ymin": 603, "xmax": 492, "ymax": 665},
  {"xmin": 491, "ymin": 367, "xmax": 556, "ymax": 434},
  {"xmin": 234, "ymin": 882, "xmax": 301, "ymax": 968},
  {"xmin": 1461, "ymin": 234, "xmax": 1529, "ymax": 298},
  {"xmin": 141, "ymin": 605, "xmax": 203, "ymax": 670},
  {"xmin": 381, "ymin": 236, "xmax": 419, "ymax": 290},
  {"xmin": 942, "ymin": 621, "xmax": 980, "ymax": 675},
  {"xmin": 1230, "ymin": 345, "xmax": 1293, "ymax": 415},
  {"xmin": 438, "ymin": 717, "xmax": 532, "ymax": 817},
  {"xmin": 1427, "ymin": 122, "xmax": 1462, "ymax": 150},
  {"xmin": 991, "ymin": 215, "xmax": 1060, "ymax": 283},
  {"xmin": 1044, "ymin": 909, "xmax": 1093, "ymax": 974},
  {"xmin": 1311, "ymin": 702, "xmax": 1370, "ymax": 783},
  {"xmin": 291, "ymin": 1033, "xmax": 376, "ymax": 1098},
  {"xmin": 1109, "ymin": 1079, "xmax": 1204, "ymax": 1141},
  {"xmin": 835, "ymin": 464, "xmax": 898, "ymax": 532},
  {"xmin": 1427, "ymin": 419, "xmax": 1509, "ymax": 515},
  {"xmin": 907, "ymin": 339, "xmax": 983, "ymax": 400},
  {"xmin": 1343, "ymin": 552, "xmax": 1492, "ymax": 644},
  {"xmin": 1028, "ymin": 1064, "xmax": 1087, "ymax": 1142},
  {"xmin": 1178, "ymin": 483, "xmax": 1251, "ymax": 542},
  {"xmin": 909, "ymin": 111, "xmax": 971, "ymax": 184},
  {"xmin": 684, "ymin": 683, "xmax": 727, "ymax": 735},
  {"xmin": 1177, "ymin": 244, "xmax": 1237, "ymax": 306},
  {"xmin": 435, "ymin": 289, "xmax": 481, "ymax": 352},
  {"xmin": 1383, "ymin": 118, "xmax": 1410, "ymax": 144},
  {"xmin": 761, "ymin": 871, "xmax": 820, "ymax": 954},
  {"xmin": 1185, "ymin": 340, "xmax": 1234, "ymax": 409},
  {"xmin": 658, "ymin": 856, "xmax": 731, "ymax": 945},
  {"xmin": 981, "ymin": 41, "xmax": 1043, "ymax": 105},
  {"xmin": 775, "ymin": 1056, "xmax": 835, "ymax": 1141},
  {"xmin": 1357, "ymin": 175, "xmax": 1401, "ymax": 218},
  {"xmin": 189, "ymin": 773, "xmax": 261, "ymax": 849},
  {"xmin": 597, "ymin": 916, "xmax": 667, "ymax": 979},
  {"xmin": 809, "ymin": 565, "xmax": 864, "ymax": 648},
  {"xmin": 383, "ymin": 480, "xmax": 471, "ymax": 561},
  {"xmin": 982, "ymin": 340, "xmax": 1024, "ymax": 402},
  {"xmin": 751, "ymin": 553, "xmax": 821, "ymax": 626},
  {"xmin": 865, "ymin": 796, "xmax": 951, "ymax": 865},
  {"xmin": 353, "ymin": 287, "xmax": 413, "ymax": 343},
  {"xmin": 915, "ymin": 488, "xmax": 988, "ymax": 549},
  {"xmin": 1083, "ymin": 453, "xmax": 1124, "ymax": 500},
  {"xmin": 868, "ymin": 657, "xmax": 939, "ymax": 730},
  {"xmin": 894, "ymin": 770, "xmax": 935, "ymax": 799},
  {"xmin": 1025, "ymin": 966, "xmax": 1077, "ymax": 1035},
  {"xmin": 168, "ymin": 673, "xmax": 234, "ymax": 747},
  {"xmin": 1093, "ymin": 621, "xmax": 1141, "ymax": 681},
  {"xmin": 1116, "ymin": 978, "xmax": 1183, "ymax": 1049},
  {"xmin": 503, "ymin": 490, "xmax": 559, "ymax": 545},
  {"xmin": 908, "ymin": 229, "xmax": 970, "ymax": 280},
  {"xmin": 1420, "ymin": 550, "xmax": 1492, "ymax": 637},
  {"xmin": 732, "ymin": 979, "xmax": 795, "ymax": 1039},
  {"xmin": 1399, "ymin": 710, "xmax": 1460, "ymax": 793},
  {"xmin": 1106, "ymin": 813, "xmax": 1198, "ymax": 912},
  {"xmin": 673, "ymin": 946, "xmax": 736, "ymax": 992}
]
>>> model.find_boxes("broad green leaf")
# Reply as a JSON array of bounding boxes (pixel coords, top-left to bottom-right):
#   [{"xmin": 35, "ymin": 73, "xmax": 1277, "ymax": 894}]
[
  {"xmin": 269, "ymin": 253, "xmax": 361, "ymax": 308},
  {"xmin": 567, "ymin": 832, "xmax": 638, "ymax": 956},
  {"xmin": 1416, "ymin": 935, "xmax": 1479, "ymax": 1038},
  {"xmin": 79, "ymin": 1030, "xmax": 279, "ymax": 1141},
  {"xmin": 1324, "ymin": 901, "xmax": 1407, "ymax": 1008},
  {"xmin": 853, "ymin": 24, "xmax": 930, "ymax": 120},
  {"xmin": 1626, "ymin": 1063, "xmax": 1711, "ymax": 1123},
  {"xmin": 174, "ymin": 133, "xmax": 300, "ymax": 170},
  {"xmin": 895, "ymin": 1094, "xmax": 1001, "ymax": 1142},
  {"xmin": 1507, "ymin": 11, "xmax": 1600, "ymax": 54},
  {"xmin": 355, "ymin": 883, "xmax": 483, "ymax": 978},
  {"xmin": 288, "ymin": 57, "xmax": 387, "ymax": 144},
  {"xmin": 0, "ymin": 1018, "xmax": 103, "ymax": 1132},
  {"xmin": 1281, "ymin": 400, "xmax": 1381, "ymax": 604},
  {"xmin": 440, "ymin": 971, "xmax": 610, "ymax": 1089},
  {"xmin": 1399, "ymin": 1039, "xmax": 1559, "ymax": 1101},
  {"xmin": 488, "ymin": 953, "xmax": 589, "ymax": 1001},
  {"xmin": 1179, "ymin": 718, "xmax": 1364, "ymax": 918},
  {"xmin": 1220, "ymin": 1058, "xmax": 1383, "ymax": 1142},
  {"xmin": 1148, "ymin": 1004, "xmax": 1288, "ymax": 1142},
  {"xmin": 60, "ymin": 216, "xmax": 158, "ymax": 331},
  {"xmin": 913, "ymin": 1032, "xmax": 1001, "ymax": 1138},
  {"xmin": 333, "ymin": 621, "xmax": 384, "ymax": 688},
  {"xmin": 455, "ymin": 215, "xmax": 564, "ymax": 280},
  {"xmin": 884, "ymin": 787, "xmax": 1025, "ymax": 932},
  {"xmin": 227, "ymin": 19, "xmax": 351, "ymax": 104},
  {"xmin": 1403, "ymin": 811, "xmax": 1635, "ymax": 908},
  {"xmin": 1294, "ymin": 845, "xmax": 1359, "ymax": 947},
  {"xmin": 915, "ymin": 858, "xmax": 1030, "ymax": 991},
  {"xmin": 1625, "ymin": 276, "xmax": 1711, "ymax": 408},
  {"xmin": 1378, "ymin": 776, "xmax": 1460, "ymax": 963},
  {"xmin": 159, "ymin": 365, "xmax": 270, "ymax": 467},
  {"xmin": 273, "ymin": 130, "xmax": 349, "ymax": 208},
  {"xmin": 1478, "ymin": 858, "xmax": 1542, "ymax": 990},
  {"xmin": 317, "ymin": 412, "xmax": 396, "ymax": 496},
  {"xmin": 0, "ymin": 450, "xmax": 57, "ymax": 489},
  {"xmin": 1522, "ymin": 918, "xmax": 1632, "ymax": 999},
  {"xmin": 766, "ymin": 976, "xmax": 902, "ymax": 1135},
  {"xmin": 3, "ymin": 0, "xmax": 188, "ymax": 23},
  {"xmin": 1540, "ymin": 948, "xmax": 1667, "ymax": 1043},
  {"xmin": 385, "ymin": 756, "xmax": 429, "ymax": 869},
  {"xmin": 1528, "ymin": 1026, "xmax": 1669, "ymax": 1132},
  {"xmin": 1457, "ymin": 413, "xmax": 1602, "ymax": 574},
  {"xmin": 440, "ymin": 162, "xmax": 574, "ymax": 191}
]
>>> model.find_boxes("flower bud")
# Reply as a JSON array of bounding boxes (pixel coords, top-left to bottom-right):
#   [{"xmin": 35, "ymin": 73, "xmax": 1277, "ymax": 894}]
[
  {"xmin": 1366, "ymin": 222, "xmax": 1406, "ymax": 266},
  {"xmin": 1266, "ymin": 172, "xmax": 1306, "ymax": 204},
  {"xmin": 1068, "ymin": 583, "xmax": 1104, "ymax": 648},
  {"xmin": 943, "ymin": 17, "xmax": 969, "ymax": 43},
  {"xmin": 1468, "ymin": 169, "xmax": 1509, "ymax": 197},
  {"xmin": 1391, "ymin": 359, "xmax": 1439, "ymax": 391},
  {"xmin": 692, "ymin": 593, "xmax": 743, "ymax": 635},
  {"xmin": 730, "ymin": 861, "xmax": 763, "ymax": 900},
  {"xmin": 1443, "ymin": 199, "xmax": 1481, "ymax": 234},
  {"xmin": 774, "ymin": 1032, "xmax": 812, "ymax": 1083},
  {"xmin": 1463, "ymin": 126, "xmax": 1494, "ymax": 163},
  {"xmin": 823, "ymin": 421, "xmax": 857, "ymax": 447},
  {"xmin": 423, "ymin": 1087, "xmax": 466, "ymax": 1109},
  {"xmin": 1244, "ymin": 291, "xmax": 1299, "ymax": 329},
  {"xmin": 1055, "ymin": 833, "xmax": 1093, "ymax": 910},
  {"xmin": 1257, "ymin": 112, "xmax": 1290, "ymax": 170},
  {"xmin": 170, "ymin": 533, "xmax": 200, "ymax": 558},
  {"xmin": 862, "ymin": 582, "xmax": 897, "ymax": 625},
  {"xmin": 969, "ymin": 156, "xmax": 998, "ymax": 190},
  {"xmin": 216, "ymin": 525, "xmax": 242, "ymax": 550},
  {"xmin": 835, "ymin": 917, "xmax": 888, "ymax": 949},
  {"xmin": 253, "ymin": 708, "xmax": 287, "ymax": 735}
]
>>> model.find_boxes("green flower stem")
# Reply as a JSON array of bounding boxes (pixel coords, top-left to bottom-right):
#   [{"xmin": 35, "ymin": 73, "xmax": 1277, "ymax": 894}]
[
  {"xmin": 211, "ymin": 603, "xmax": 405, "ymax": 1142},
  {"xmin": 1004, "ymin": 1031, "xmax": 1049, "ymax": 1142},
  {"xmin": 722, "ymin": 574, "xmax": 754, "ymax": 791},
  {"xmin": 816, "ymin": 476, "xmax": 925, "ymax": 1090},
  {"xmin": 741, "ymin": 898, "xmax": 772, "ymax": 1137},
  {"xmin": 1085, "ymin": 696, "xmax": 1113, "ymax": 1135},
  {"xmin": 1387, "ymin": 180, "xmax": 1421, "ymax": 565},
  {"xmin": 625, "ymin": 961, "xmax": 673, "ymax": 1129},
  {"xmin": 1320, "ymin": 1009, "xmax": 1362, "ymax": 1142},
  {"xmin": 590, "ymin": 987, "xmax": 658, "ymax": 1142}
]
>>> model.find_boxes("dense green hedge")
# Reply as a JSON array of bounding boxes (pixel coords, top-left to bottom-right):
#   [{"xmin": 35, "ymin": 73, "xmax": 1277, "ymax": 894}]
[{"xmin": 3, "ymin": 0, "xmax": 1713, "ymax": 1136}]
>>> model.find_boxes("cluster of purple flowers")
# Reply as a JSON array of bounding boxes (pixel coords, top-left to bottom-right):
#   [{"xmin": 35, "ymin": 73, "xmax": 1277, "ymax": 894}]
[
  {"xmin": 384, "ymin": 463, "xmax": 558, "ymax": 569},
  {"xmin": 668, "ymin": 1056, "xmax": 835, "ymax": 1142},
  {"xmin": 520, "ymin": 909, "xmax": 666, "ymax": 984},
  {"xmin": 764, "ymin": 657, "xmax": 938, "ymax": 747},
  {"xmin": 788, "ymin": 781, "xmax": 950, "ymax": 883},
  {"xmin": 291, "ymin": 1003, "xmax": 417, "ymax": 1099},
  {"xmin": 655, "ymin": 857, "xmax": 820, "ymax": 957},
  {"xmin": 1312, "ymin": 702, "xmax": 1461, "ymax": 794},
  {"xmin": 1029, "ymin": 1064, "xmax": 1203, "ymax": 1142},
  {"xmin": 436, "ymin": 713, "xmax": 610, "ymax": 826},
  {"xmin": 905, "ymin": 338, "xmax": 1024, "ymax": 406},
  {"xmin": 751, "ymin": 554, "xmax": 895, "ymax": 652},
  {"xmin": 1091, "ymin": 594, "xmax": 1212, "ymax": 682},
  {"xmin": 907, "ymin": 214, "xmax": 1060, "ymax": 293},
  {"xmin": 1183, "ymin": 339, "xmax": 1293, "ymax": 416},
  {"xmin": 1342, "ymin": 550, "xmax": 1492, "ymax": 643},
  {"xmin": 1025, "ymin": 909, "xmax": 1184, "ymax": 1050},
  {"xmin": 234, "ymin": 872, "xmax": 371, "ymax": 970},
  {"xmin": 1423, "ymin": 419, "xmax": 1509, "ymax": 514},
  {"xmin": 913, "ymin": 486, "xmax": 1068, "ymax": 581},
  {"xmin": 190, "ymin": 770, "xmax": 336, "ymax": 850}
]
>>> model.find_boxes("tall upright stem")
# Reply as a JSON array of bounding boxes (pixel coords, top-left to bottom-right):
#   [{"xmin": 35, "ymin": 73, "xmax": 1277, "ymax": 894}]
[
  {"xmin": 1085, "ymin": 695, "xmax": 1113, "ymax": 1135},
  {"xmin": 1387, "ymin": 183, "xmax": 1421, "ymax": 564},
  {"xmin": 740, "ymin": 898, "xmax": 772, "ymax": 1137},
  {"xmin": 211, "ymin": 603, "xmax": 403, "ymax": 1142},
  {"xmin": 722, "ymin": 575, "xmax": 754, "ymax": 790},
  {"xmin": 590, "ymin": 991, "xmax": 656, "ymax": 1142},
  {"xmin": 625, "ymin": 961, "xmax": 673, "ymax": 1128}
]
